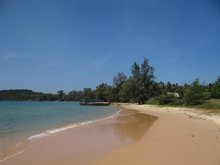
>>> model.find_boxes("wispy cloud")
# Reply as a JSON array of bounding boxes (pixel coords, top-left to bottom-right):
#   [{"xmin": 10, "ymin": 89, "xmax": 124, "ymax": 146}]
[
  {"xmin": 0, "ymin": 50, "xmax": 33, "ymax": 61},
  {"xmin": 0, "ymin": 51, "xmax": 16, "ymax": 61}
]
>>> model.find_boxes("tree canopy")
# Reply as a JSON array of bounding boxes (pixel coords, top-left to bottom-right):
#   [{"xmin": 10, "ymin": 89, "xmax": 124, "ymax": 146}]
[{"xmin": 0, "ymin": 58, "xmax": 219, "ymax": 106}]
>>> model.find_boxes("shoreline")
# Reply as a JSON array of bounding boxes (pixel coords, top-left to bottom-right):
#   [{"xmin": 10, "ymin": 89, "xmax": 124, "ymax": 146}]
[
  {"xmin": 0, "ymin": 106, "xmax": 156, "ymax": 165},
  {"xmin": 1, "ymin": 104, "xmax": 220, "ymax": 165},
  {"xmin": 28, "ymin": 110, "xmax": 119, "ymax": 140},
  {"xmin": 0, "ymin": 101, "xmax": 117, "ymax": 162},
  {"xmin": 0, "ymin": 109, "xmax": 119, "ymax": 162},
  {"xmin": 91, "ymin": 104, "xmax": 220, "ymax": 165},
  {"xmin": 0, "ymin": 106, "xmax": 120, "ymax": 162},
  {"xmin": 119, "ymin": 103, "xmax": 220, "ymax": 125}
]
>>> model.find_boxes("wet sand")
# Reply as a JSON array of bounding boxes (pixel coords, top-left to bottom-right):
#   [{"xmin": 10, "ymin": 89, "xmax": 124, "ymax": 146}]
[
  {"xmin": 2, "ymin": 104, "xmax": 220, "ymax": 165},
  {"xmin": 91, "ymin": 104, "xmax": 220, "ymax": 165},
  {"xmin": 0, "ymin": 108, "xmax": 156, "ymax": 165}
]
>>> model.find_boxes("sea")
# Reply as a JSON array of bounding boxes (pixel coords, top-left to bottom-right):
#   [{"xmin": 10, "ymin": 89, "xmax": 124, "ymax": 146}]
[{"xmin": 0, "ymin": 101, "xmax": 117, "ymax": 160}]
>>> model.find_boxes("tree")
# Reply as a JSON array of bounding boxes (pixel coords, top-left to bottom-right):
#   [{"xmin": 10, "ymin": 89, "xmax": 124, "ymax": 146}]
[
  {"xmin": 112, "ymin": 72, "xmax": 127, "ymax": 102},
  {"xmin": 211, "ymin": 76, "xmax": 220, "ymax": 99},
  {"xmin": 130, "ymin": 62, "xmax": 141, "ymax": 103},
  {"xmin": 68, "ymin": 90, "xmax": 82, "ymax": 101},
  {"xmin": 183, "ymin": 79, "xmax": 206, "ymax": 105},
  {"xmin": 95, "ymin": 83, "xmax": 113, "ymax": 102},
  {"xmin": 57, "ymin": 90, "xmax": 65, "ymax": 101},
  {"xmin": 82, "ymin": 88, "xmax": 94, "ymax": 102},
  {"xmin": 113, "ymin": 72, "xmax": 127, "ymax": 88},
  {"xmin": 130, "ymin": 57, "xmax": 155, "ymax": 104},
  {"xmin": 139, "ymin": 57, "xmax": 155, "ymax": 102},
  {"xmin": 131, "ymin": 62, "xmax": 140, "ymax": 79},
  {"xmin": 119, "ymin": 78, "xmax": 136, "ymax": 102},
  {"xmin": 166, "ymin": 82, "xmax": 172, "ymax": 92}
]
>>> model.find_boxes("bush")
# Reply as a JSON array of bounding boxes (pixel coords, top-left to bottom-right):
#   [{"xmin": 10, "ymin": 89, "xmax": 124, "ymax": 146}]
[
  {"xmin": 147, "ymin": 97, "xmax": 159, "ymax": 105},
  {"xmin": 183, "ymin": 79, "xmax": 206, "ymax": 105},
  {"xmin": 202, "ymin": 91, "xmax": 211, "ymax": 100},
  {"xmin": 157, "ymin": 95, "xmax": 175, "ymax": 105},
  {"xmin": 170, "ymin": 99, "xmax": 184, "ymax": 106},
  {"xmin": 211, "ymin": 82, "xmax": 220, "ymax": 99}
]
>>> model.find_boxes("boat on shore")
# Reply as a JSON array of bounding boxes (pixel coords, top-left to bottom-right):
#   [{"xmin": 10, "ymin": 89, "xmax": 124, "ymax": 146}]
[{"xmin": 80, "ymin": 101, "xmax": 111, "ymax": 106}]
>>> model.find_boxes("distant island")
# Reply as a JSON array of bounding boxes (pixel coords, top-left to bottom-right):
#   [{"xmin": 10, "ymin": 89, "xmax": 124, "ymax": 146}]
[{"xmin": 1, "ymin": 57, "xmax": 220, "ymax": 109}]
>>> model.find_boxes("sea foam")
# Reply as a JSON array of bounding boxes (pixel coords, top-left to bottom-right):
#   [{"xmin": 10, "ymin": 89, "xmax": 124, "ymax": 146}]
[{"xmin": 28, "ymin": 112, "xmax": 119, "ymax": 140}]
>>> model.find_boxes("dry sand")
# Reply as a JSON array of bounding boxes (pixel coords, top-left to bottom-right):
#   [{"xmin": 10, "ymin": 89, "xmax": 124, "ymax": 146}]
[{"xmin": 91, "ymin": 104, "xmax": 220, "ymax": 165}]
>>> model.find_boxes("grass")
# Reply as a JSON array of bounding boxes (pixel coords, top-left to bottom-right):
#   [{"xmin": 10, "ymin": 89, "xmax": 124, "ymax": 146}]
[
  {"xmin": 147, "ymin": 98, "xmax": 220, "ymax": 114},
  {"xmin": 195, "ymin": 99, "xmax": 220, "ymax": 114}
]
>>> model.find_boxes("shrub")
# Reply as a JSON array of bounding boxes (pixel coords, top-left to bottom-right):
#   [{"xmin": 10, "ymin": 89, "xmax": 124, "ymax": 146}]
[
  {"xmin": 147, "ymin": 97, "xmax": 159, "ymax": 105},
  {"xmin": 183, "ymin": 79, "xmax": 206, "ymax": 105},
  {"xmin": 170, "ymin": 99, "xmax": 184, "ymax": 106},
  {"xmin": 157, "ymin": 94, "xmax": 175, "ymax": 105},
  {"xmin": 211, "ymin": 81, "xmax": 220, "ymax": 99}
]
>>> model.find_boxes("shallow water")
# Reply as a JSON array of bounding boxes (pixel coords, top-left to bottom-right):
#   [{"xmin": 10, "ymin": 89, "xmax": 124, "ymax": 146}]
[
  {"xmin": 0, "ymin": 108, "xmax": 157, "ymax": 165},
  {"xmin": 0, "ymin": 101, "xmax": 116, "ymax": 160}
]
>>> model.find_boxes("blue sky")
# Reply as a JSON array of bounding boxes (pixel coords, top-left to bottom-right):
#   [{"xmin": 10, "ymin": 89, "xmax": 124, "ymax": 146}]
[{"xmin": 0, "ymin": 0, "xmax": 220, "ymax": 93}]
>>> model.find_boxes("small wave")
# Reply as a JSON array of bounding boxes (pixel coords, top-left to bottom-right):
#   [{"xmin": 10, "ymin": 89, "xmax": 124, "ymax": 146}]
[
  {"xmin": 0, "ymin": 110, "xmax": 120, "ymax": 162},
  {"xmin": 29, "ymin": 112, "xmax": 119, "ymax": 140},
  {"xmin": 0, "ymin": 150, "xmax": 24, "ymax": 162}
]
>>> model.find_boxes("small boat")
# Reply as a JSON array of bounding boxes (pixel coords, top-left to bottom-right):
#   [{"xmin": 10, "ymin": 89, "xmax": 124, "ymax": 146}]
[{"xmin": 80, "ymin": 101, "xmax": 111, "ymax": 106}]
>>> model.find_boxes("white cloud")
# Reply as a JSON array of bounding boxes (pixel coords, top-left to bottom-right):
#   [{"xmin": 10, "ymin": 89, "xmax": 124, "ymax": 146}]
[
  {"xmin": 0, "ymin": 50, "xmax": 33, "ymax": 61},
  {"xmin": 0, "ymin": 52, "xmax": 16, "ymax": 61}
]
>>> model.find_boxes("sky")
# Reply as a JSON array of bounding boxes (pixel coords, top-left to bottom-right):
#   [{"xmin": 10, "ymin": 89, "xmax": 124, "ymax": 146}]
[{"xmin": 0, "ymin": 0, "xmax": 220, "ymax": 93}]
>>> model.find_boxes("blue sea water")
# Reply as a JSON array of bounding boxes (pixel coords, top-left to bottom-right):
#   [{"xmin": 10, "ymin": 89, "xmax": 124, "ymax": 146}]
[{"xmin": 0, "ymin": 101, "xmax": 117, "ymax": 157}]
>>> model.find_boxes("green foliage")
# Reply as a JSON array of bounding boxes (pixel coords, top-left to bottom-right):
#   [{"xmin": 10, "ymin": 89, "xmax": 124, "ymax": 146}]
[
  {"xmin": 82, "ymin": 88, "xmax": 94, "ymax": 102},
  {"xmin": 112, "ymin": 72, "xmax": 127, "ymax": 102},
  {"xmin": 0, "ymin": 89, "xmax": 57, "ymax": 101},
  {"xmin": 196, "ymin": 99, "xmax": 220, "ymax": 111},
  {"xmin": 211, "ymin": 76, "xmax": 220, "ymax": 99},
  {"xmin": 67, "ymin": 90, "xmax": 83, "ymax": 101},
  {"xmin": 131, "ymin": 62, "xmax": 140, "ymax": 79},
  {"xmin": 129, "ymin": 57, "xmax": 155, "ymax": 104},
  {"xmin": 212, "ymin": 84, "xmax": 220, "ymax": 98},
  {"xmin": 119, "ymin": 78, "xmax": 136, "ymax": 102},
  {"xmin": 0, "ymin": 60, "xmax": 219, "ymax": 106},
  {"xmin": 202, "ymin": 91, "xmax": 211, "ymax": 100},
  {"xmin": 95, "ymin": 83, "xmax": 113, "ymax": 102},
  {"xmin": 147, "ymin": 97, "xmax": 159, "ymax": 105},
  {"xmin": 57, "ymin": 90, "xmax": 65, "ymax": 101},
  {"xmin": 169, "ymin": 99, "xmax": 184, "ymax": 106},
  {"xmin": 157, "ymin": 94, "xmax": 175, "ymax": 105},
  {"xmin": 183, "ymin": 79, "xmax": 206, "ymax": 105},
  {"xmin": 113, "ymin": 72, "xmax": 127, "ymax": 88},
  {"xmin": 148, "ymin": 94, "xmax": 183, "ymax": 106}
]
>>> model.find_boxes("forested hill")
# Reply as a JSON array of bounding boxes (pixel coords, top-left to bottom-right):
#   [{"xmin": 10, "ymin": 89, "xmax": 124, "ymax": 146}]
[{"xmin": 0, "ymin": 89, "xmax": 57, "ymax": 101}]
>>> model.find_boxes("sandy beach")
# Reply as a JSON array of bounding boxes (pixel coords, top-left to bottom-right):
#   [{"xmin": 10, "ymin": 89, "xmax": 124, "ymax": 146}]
[
  {"xmin": 1, "ymin": 104, "xmax": 220, "ymax": 165},
  {"xmin": 91, "ymin": 104, "xmax": 220, "ymax": 165},
  {"xmin": 0, "ymin": 107, "xmax": 156, "ymax": 165}
]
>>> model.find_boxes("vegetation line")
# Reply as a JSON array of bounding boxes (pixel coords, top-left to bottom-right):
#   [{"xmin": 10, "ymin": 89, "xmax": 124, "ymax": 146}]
[{"xmin": 1, "ymin": 57, "xmax": 220, "ymax": 110}]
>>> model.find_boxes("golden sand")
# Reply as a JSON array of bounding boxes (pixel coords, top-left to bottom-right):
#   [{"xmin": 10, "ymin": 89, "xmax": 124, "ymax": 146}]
[
  {"xmin": 91, "ymin": 104, "xmax": 220, "ymax": 165},
  {"xmin": 1, "ymin": 104, "xmax": 220, "ymax": 165}
]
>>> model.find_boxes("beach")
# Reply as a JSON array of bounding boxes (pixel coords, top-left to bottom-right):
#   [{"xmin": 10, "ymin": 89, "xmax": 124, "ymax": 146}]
[
  {"xmin": 91, "ymin": 104, "xmax": 220, "ymax": 165},
  {"xmin": 1, "ymin": 104, "xmax": 220, "ymax": 165},
  {"xmin": 0, "ymin": 106, "xmax": 156, "ymax": 165}
]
